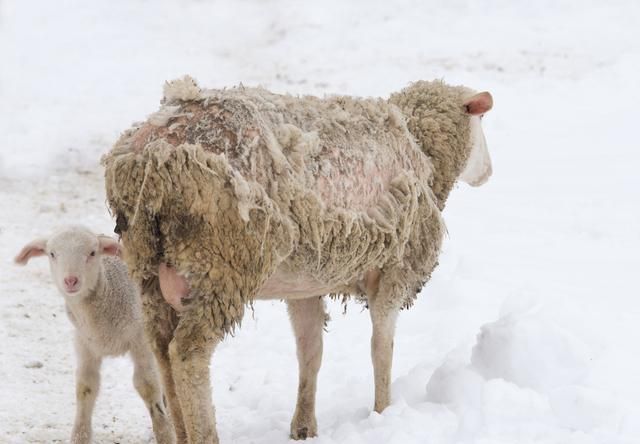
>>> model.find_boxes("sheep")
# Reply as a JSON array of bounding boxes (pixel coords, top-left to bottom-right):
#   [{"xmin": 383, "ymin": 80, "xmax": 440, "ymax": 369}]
[
  {"xmin": 102, "ymin": 77, "xmax": 494, "ymax": 443},
  {"xmin": 14, "ymin": 226, "xmax": 176, "ymax": 444}
]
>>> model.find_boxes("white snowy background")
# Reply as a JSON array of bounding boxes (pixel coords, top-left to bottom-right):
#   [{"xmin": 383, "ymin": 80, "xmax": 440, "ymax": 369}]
[{"xmin": 1, "ymin": 0, "xmax": 639, "ymax": 443}]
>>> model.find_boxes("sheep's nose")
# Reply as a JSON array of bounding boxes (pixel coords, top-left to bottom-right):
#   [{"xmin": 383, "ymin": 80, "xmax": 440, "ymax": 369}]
[{"xmin": 64, "ymin": 276, "xmax": 79, "ymax": 288}]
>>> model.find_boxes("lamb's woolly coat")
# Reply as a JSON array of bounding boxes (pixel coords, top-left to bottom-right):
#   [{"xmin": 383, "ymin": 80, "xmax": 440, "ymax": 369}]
[{"xmin": 102, "ymin": 78, "xmax": 471, "ymax": 341}]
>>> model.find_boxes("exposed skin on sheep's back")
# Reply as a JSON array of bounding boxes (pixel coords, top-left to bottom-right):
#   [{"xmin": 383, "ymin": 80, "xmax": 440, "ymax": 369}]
[{"xmin": 102, "ymin": 79, "xmax": 470, "ymax": 338}]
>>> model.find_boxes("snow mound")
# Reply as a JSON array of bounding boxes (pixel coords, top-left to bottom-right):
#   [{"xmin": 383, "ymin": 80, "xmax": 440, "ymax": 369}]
[
  {"xmin": 423, "ymin": 304, "xmax": 637, "ymax": 440},
  {"xmin": 470, "ymin": 310, "xmax": 591, "ymax": 392},
  {"xmin": 549, "ymin": 385, "xmax": 622, "ymax": 432}
]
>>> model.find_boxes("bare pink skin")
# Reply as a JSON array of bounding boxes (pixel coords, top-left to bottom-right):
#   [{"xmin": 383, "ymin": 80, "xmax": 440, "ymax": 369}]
[
  {"xmin": 313, "ymin": 145, "xmax": 398, "ymax": 212},
  {"xmin": 159, "ymin": 263, "xmax": 191, "ymax": 311}
]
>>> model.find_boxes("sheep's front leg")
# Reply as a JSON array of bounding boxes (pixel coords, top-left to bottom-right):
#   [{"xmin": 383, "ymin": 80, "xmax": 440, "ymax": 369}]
[
  {"xmin": 368, "ymin": 299, "xmax": 399, "ymax": 413},
  {"xmin": 287, "ymin": 296, "xmax": 326, "ymax": 440},
  {"xmin": 142, "ymin": 279, "xmax": 187, "ymax": 443},
  {"xmin": 169, "ymin": 323, "xmax": 219, "ymax": 444},
  {"xmin": 151, "ymin": 335, "xmax": 187, "ymax": 444},
  {"xmin": 130, "ymin": 343, "xmax": 177, "ymax": 444},
  {"xmin": 71, "ymin": 340, "xmax": 102, "ymax": 444}
]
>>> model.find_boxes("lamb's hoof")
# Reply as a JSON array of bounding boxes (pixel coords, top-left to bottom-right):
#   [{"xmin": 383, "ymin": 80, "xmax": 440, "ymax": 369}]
[
  {"xmin": 154, "ymin": 426, "xmax": 177, "ymax": 444},
  {"xmin": 70, "ymin": 424, "xmax": 91, "ymax": 444}
]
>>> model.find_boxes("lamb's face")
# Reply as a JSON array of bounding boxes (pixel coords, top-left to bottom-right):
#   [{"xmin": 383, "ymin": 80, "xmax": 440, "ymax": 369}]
[
  {"xmin": 14, "ymin": 226, "xmax": 121, "ymax": 301},
  {"xmin": 459, "ymin": 91, "xmax": 493, "ymax": 187},
  {"xmin": 46, "ymin": 228, "xmax": 103, "ymax": 299},
  {"xmin": 460, "ymin": 115, "xmax": 492, "ymax": 186}
]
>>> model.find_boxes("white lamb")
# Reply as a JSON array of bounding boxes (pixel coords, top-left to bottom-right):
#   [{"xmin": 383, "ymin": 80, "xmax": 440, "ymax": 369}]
[{"xmin": 15, "ymin": 225, "xmax": 175, "ymax": 444}]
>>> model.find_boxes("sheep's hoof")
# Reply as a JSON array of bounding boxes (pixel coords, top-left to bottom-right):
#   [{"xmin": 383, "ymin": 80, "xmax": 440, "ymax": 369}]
[
  {"xmin": 291, "ymin": 426, "xmax": 311, "ymax": 440},
  {"xmin": 290, "ymin": 407, "xmax": 317, "ymax": 439}
]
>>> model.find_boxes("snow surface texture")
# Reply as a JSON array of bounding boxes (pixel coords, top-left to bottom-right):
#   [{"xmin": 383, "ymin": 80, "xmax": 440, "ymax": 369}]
[{"xmin": 1, "ymin": 0, "xmax": 639, "ymax": 443}]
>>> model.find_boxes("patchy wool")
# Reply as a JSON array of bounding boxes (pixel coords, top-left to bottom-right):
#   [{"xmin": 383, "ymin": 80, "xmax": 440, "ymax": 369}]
[
  {"xmin": 163, "ymin": 75, "xmax": 202, "ymax": 104},
  {"xmin": 389, "ymin": 80, "xmax": 473, "ymax": 208},
  {"xmin": 102, "ymin": 78, "xmax": 471, "ymax": 337}
]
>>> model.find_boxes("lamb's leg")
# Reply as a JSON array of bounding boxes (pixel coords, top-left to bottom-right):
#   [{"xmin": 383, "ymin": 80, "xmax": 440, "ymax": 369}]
[
  {"xmin": 287, "ymin": 296, "xmax": 326, "ymax": 440},
  {"xmin": 141, "ymin": 279, "xmax": 187, "ymax": 443},
  {"xmin": 71, "ymin": 340, "xmax": 102, "ymax": 444},
  {"xmin": 169, "ymin": 321, "xmax": 218, "ymax": 444},
  {"xmin": 130, "ymin": 343, "xmax": 177, "ymax": 444}
]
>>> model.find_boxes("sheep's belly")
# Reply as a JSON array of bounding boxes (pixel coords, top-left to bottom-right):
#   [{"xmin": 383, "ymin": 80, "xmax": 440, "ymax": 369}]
[
  {"xmin": 256, "ymin": 270, "xmax": 341, "ymax": 300},
  {"xmin": 257, "ymin": 267, "xmax": 380, "ymax": 300},
  {"xmin": 159, "ymin": 263, "xmax": 350, "ymax": 308}
]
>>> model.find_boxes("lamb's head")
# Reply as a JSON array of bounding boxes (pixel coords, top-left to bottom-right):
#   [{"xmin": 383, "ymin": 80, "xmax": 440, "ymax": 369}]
[
  {"xmin": 15, "ymin": 226, "xmax": 121, "ymax": 300},
  {"xmin": 459, "ymin": 91, "xmax": 493, "ymax": 187}
]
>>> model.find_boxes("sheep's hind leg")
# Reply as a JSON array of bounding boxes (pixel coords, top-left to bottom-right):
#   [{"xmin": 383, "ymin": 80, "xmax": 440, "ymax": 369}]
[
  {"xmin": 366, "ymin": 271, "xmax": 401, "ymax": 413},
  {"xmin": 141, "ymin": 278, "xmax": 187, "ymax": 443},
  {"xmin": 169, "ymin": 318, "xmax": 219, "ymax": 444},
  {"xmin": 130, "ymin": 342, "xmax": 176, "ymax": 444},
  {"xmin": 287, "ymin": 296, "xmax": 327, "ymax": 440},
  {"xmin": 71, "ymin": 339, "xmax": 102, "ymax": 444}
]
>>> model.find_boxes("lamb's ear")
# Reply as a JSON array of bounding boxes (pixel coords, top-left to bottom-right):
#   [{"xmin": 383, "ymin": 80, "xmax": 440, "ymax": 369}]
[
  {"xmin": 14, "ymin": 239, "xmax": 48, "ymax": 265},
  {"xmin": 98, "ymin": 235, "xmax": 122, "ymax": 257},
  {"xmin": 464, "ymin": 91, "xmax": 493, "ymax": 115}
]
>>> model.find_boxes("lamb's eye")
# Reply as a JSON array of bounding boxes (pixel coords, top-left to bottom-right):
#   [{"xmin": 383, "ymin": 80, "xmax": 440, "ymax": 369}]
[
  {"xmin": 50, "ymin": 252, "xmax": 55, "ymax": 259},
  {"xmin": 89, "ymin": 251, "xmax": 96, "ymax": 257}
]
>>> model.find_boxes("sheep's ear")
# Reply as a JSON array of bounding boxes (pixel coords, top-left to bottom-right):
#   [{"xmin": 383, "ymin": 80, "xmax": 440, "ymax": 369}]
[
  {"xmin": 464, "ymin": 92, "xmax": 493, "ymax": 115},
  {"xmin": 98, "ymin": 235, "xmax": 122, "ymax": 257},
  {"xmin": 15, "ymin": 239, "xmax": 48, "ymax": 265}
]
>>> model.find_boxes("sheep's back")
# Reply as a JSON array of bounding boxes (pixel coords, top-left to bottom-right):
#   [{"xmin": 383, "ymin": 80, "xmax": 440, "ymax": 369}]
[{"xmin": 123, "ymin": 87, "xmax": 430, "ymax": 211}]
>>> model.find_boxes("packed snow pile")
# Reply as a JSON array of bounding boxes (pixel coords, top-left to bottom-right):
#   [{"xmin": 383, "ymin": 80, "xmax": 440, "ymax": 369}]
[
  {"xmin": 470, "ymin": 309, "xmax": 591, "ymax": 392},
  {"xmin": 425, "ymin": 301, "xmax": 638, "ymax": 442}
]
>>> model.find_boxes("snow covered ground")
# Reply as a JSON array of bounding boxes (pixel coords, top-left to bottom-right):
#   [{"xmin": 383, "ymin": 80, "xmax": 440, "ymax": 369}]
[{"xmin": 1, "ymin": 0, "xmax": 639, "ymax": 442}]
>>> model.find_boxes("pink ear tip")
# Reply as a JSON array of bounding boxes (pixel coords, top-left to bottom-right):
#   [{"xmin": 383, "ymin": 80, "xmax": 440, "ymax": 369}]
[
  {"xmin": 464, "ymin": 91, "xmax": 494, "ymax": 115},
  {"xmin": 482, "ymin": 91, "xmax": 494, "ymax": 107}
]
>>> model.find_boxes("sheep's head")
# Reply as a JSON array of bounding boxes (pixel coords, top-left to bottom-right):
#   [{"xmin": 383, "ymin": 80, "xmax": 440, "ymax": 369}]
[
  {"xmin": 459, "ymin": 91, "xmax": 494, "ymax": 187},
  {"xmin": 15, "ymin": 226, "xmax": 121, "ymax": 300}
]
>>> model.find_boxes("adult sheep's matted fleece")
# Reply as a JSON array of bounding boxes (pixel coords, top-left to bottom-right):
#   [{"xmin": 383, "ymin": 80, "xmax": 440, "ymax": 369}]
[
  {"xmin": 101, "ymin": 75, "xmax": 492, "ymax": 442},
  {"xmin": 1, "ymin": 1, "xmax": 640, "ymax": 444}
]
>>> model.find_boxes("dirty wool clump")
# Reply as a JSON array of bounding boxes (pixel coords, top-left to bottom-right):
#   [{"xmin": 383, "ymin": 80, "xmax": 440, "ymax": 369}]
[{"xmin": 102, "ymin": 76, "xmax": 471, "ymax": 337}]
